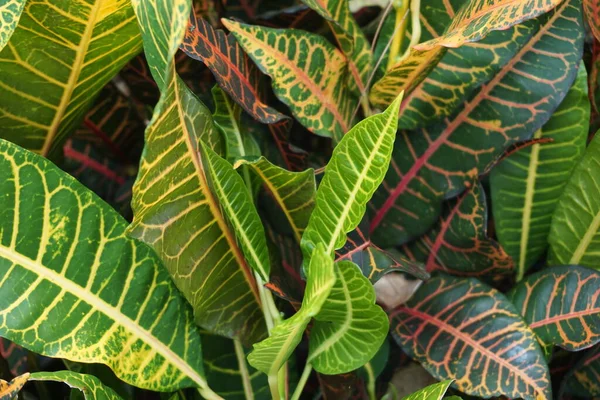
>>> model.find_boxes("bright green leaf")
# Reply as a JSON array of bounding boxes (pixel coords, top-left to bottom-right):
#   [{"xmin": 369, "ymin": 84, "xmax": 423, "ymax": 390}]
[
  {"xmin": 29, "ymin": 371, "xmax": 123, "ymax": 400},
  {"xmin": 401, "ymin": 380, "xmax": 454, "ymax": 400}
]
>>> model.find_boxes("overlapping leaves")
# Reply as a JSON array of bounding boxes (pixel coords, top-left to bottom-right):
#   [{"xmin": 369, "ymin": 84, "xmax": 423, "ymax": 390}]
[{"xmin": 0, "ymin": 0, "xmax": 24, "ymax": 52}]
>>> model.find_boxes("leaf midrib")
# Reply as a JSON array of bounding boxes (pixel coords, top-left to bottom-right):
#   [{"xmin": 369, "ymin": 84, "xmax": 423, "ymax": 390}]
[
  {"xmin": 0, "ymin": 244, "xmax": 207, "ymax": 389},
  {"xmin": 569, "ymin": 207, "xmax": 600, "ymax": 264}
]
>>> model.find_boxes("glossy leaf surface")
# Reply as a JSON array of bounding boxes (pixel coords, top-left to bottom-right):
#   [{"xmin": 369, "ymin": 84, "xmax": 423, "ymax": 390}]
[
  {"xmin": 0, "ymin": 0, "xmax": 142, "ymax": 157},
  {"xmin": 29, "ymin": 371, "xmax": 122, "ymax": 400},
  {"xmin": 548, "ymin": 132, "xmax": 600, "ymax": 268},
  {"xmin": 561, "ymin": 345, "xmax": 600, "ymax": 398},
  {"xmin": 491, "ymin": 67, "xmax": 589, "ymax": 280},
  {"xmin": 309, "ymin": 261, "xmax": 389, "ymax": 374},
  {"xmin": 508, "ymin": 266, "xmax": 600, "ymax": 352},
  {"xmin": 0, "ymin": 139, "xmax": 213, "ymax": 393},
  {"xmin": 391, "ymin": 274, "xmax": 551, "ymax": 400},
  {"xmin": 302, "ymin": 95, "xmax": 402, "ymax": 262},
  {"xmin": 223, "ymin": 19, "xmax": 354, "ymax": 141},
  {"xmin": 370, "ymin": 0, "xmax": 584, "ymax": 247},
  {"xmin": 181, "ymin": 13, "xmax": 285, "ymax": 124},
  {"xmin": 401, "ymin": 380, "xmax": 453, "ymax": 400}
]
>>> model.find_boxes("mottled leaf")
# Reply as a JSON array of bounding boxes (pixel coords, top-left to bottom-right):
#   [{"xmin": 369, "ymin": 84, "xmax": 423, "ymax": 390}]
[
  {"xmin": 0, "ymin": 0, "xmax": 24, "ymax": 52},
  {"xmin": 491, "ymin": 66, "xmax": 589, "ymax": 280},
  {"xmin": 508, "ymin": 266, "xmax": 600, "ymax": 352},
  {"xmin": 222, "ymin": 19, "xmax": 354, "ymax": 141},
  {"xmin": 181, "ymin": 13, "xmax": 285, "ymax": 124},
  {"xmin": 0, "ymin": 0, "xmax": 142, "ymax": 157},
  {"xmin": 29, "ymin": 371, "xmax": 122, "ymax": 400},
  {"xmin": 309, "ymin": 261, "xmax": 389, "ymax": 374},
  {"xmin": 370, "ymin": 0, "xmax": 584, "ymax": 246},
  {"xmin": 0, "ymin": 373, "xmax": 28, "ymax": 400},
  {"xmin": 402, "ymin": 182, "xmax": 513, "ymax": 281},
  {"xmin": 0, "ymin": 139, "xmax": 216, "ymax": 394},
  {"xmin": 301, "ymin": 95, "xmax": 402, "ymax": 262},
  {"xmin": 561, "ymin": 345, "xmax": 600, "ymax": 398},
  {"xmin": 548, "ymin": 131, "xmax": 600, "ymax": 269},
  {"xmin": 401, "ymin": 380, "xmax": 453, "ymax": 400},
  {"xmin": 391, "ymin": 274, "xmax": 551, "ymax": 400},
  {"xmin": 416, "ymin": 0, "xmax": 563, "ymax": 50}
]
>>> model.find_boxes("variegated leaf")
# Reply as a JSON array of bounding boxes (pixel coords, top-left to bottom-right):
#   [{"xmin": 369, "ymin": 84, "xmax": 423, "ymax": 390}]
[
  {"xmin": 0, "ymin": 373, "xmax": 28, "ymax": 400},
  {"xmin": 0, "ymin": 0, "xmax": 24, "ymax": 52},
  {"xmin": 29, "ymin": 371, "xmax": 122, "ymax": 400}
]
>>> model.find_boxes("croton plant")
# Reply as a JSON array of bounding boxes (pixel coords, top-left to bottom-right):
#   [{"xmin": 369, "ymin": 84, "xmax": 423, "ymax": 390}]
[{"xmin": 0, "ymin": 0, "xmax": 599, "ymax": 399}]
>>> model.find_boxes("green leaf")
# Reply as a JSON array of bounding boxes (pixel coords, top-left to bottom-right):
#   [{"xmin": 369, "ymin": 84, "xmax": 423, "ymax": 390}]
[
  {"xmin": 401, "ymin": 380, "xmax": 453, "ymax": 400},
  {"xmin": 0, "ymin": 139, "xmax": 218, "ymax": 395},
  {"xmin": 391, "ymin": 274, "xmax": 551, "ymax": 400},
  {"xmin": 308, "ymin": 261, "xmax": 389, "ymax": 374},
  {"xmin": 29, "ymin": 371, "xmax": 123, "ymax": 400},
  {"xmin": 248, "ymin": 244, "xmax": 335, "ymax": 375},
  {"xmin": 416, "ymin": 0, "xmax": 563, "ymax": 50},
  {"xmin": 301, "ymin": 94, "xmax": 402, "ymax": 262},
  {"xmin": 560, "ymin": 344, "xmax": 600, "ymax": 398},
  {"xmin": 181, "ymin": 13, "xmax": 285, "ymax": 124},
  {"xmin": 548, "ymin": 131, "xmax": 600, "ymax": 268},
  {"xmin": 200, "ymin": 142, "xmax": 271, "ymax": 282},
  {"xmin": 402, "ymin": 182, "xmax": 513, "ymax": 281},
  {"xmin": 0, "ymin": 0, "xmax": 25, "ymax": 52},
  {"xmin": 491, "ymin": 66, "xmax": 589, "ymax": 280},
  {"xmin": 507, "ymin": 266, "xmax": 600, "ymax": 352},
  {"xmin": 300, "ymin": 0, "xmax": 372, "ymax": 94},
  {"xmin": 128, "ymin": 0, "xmax": 266, "ymax": 343},
  {"xmin": 0, "ymin": 0, "xmax": 142, "ymax": 157},
  {"xmin": 369, "ymin": 0, "xmax": 584, "ymax": 247},
  {"xmin": 0, "ymin": 373, "xmax": 28, "ymax": 400},
  {"xmin": 236, "ymin": 156, "xmax": 316, "ymax": 243},
  {"xmin": 222, "ymin": 19, "xmax": 354, "ymax": 142}
]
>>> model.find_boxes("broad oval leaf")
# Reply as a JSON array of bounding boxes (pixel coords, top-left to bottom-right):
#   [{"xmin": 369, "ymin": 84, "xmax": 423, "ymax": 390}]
[
  {"xmin": 548, "ymin": 132, "xmax": 600, "ymax": 268},
  {"xmin": 0, "ymin": 139, "xmax": 216, "ymax": 394},
  {"xmin": 200, "ymin": 142, "xmax": 271, "ymax": 281},
  {"xmin": 369, "ymin": 0, "xmax": 584, "ymax": 247},
  {"xmin": 236, "ymin": 156, "xmax": 316, "ymax": 243},
  {"xmin": 416, "ymin": 0, "xmax": 563, "ymax": 50},
  {"xmin": 391, "ymin": 274, "xmax": 551, "ymax": 400},
  {"xmin": 560, "ymin": 344, "xmax": 600, "ymax": 398},
  {"xmin": 181, "ymin": 14, "xmax": 285, "ymax": 124},
  {"xmin": 129, "ymin": 0, "xmax": 266, "ymax": 343},
  {"xmin": 222, "ymin": 19, "xmax": 354, "ymax": 142},
  {"xmin": 507, "ymin": 265, "xmax": 600, "ymax": 352},
  {"xmin": 0, "ymin": 373, "xmax": 28, "ymax": 400},
  {"xmin": 28, "ymin": 371, "xmax": 122, "ymax": 400},
  {"xmin": 0, "ymin": 0, "xmax": 24, "ymax": 52},
  {"xmin": 491, "ymin": 66, "xmax": 589, "ymax": 280},
  {"xmin": 248, "ymin": 244, "xmax": 335, "ymax": 375},
  {"xmin": 402, "ymin": 181, "xmax": 514, "ymax": 281},
  {"xmin": 401, "ymin": 379, "xmax": 453, "ymax": 400},
  {"xmin": 0, "ymin": 0, "xmax": 142, "ymax": 157},
  {"xmin": 308, "ymin": 260, "xmax": 389, "ymax": 374},
  {"xmin": 301, "ymin": 94, "xmax": 402, "ymax": 261}
]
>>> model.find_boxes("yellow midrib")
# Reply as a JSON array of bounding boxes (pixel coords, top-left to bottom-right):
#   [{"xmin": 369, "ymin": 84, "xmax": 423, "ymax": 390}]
[
  {"xmin": 518, "ymin": 129, "xmax": 542, "ymax": 281},
  {"xmin": 40, "ymin": 0, "xmax": 101, "ymax": 156},
  {"xmin": 0, "ymin": 243, "xmax": 208, "ymax": 390},
  {"xmin": 569, "ymin": 208, "xmax": 600, "ymax": 264}
]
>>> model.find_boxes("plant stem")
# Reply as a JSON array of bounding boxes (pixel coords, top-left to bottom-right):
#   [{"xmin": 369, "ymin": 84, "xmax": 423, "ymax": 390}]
[
  {"xmin": 291, "ymin": 363, "xmax": 313, "ymax": 400},
  {"xmin": 399, "ymin": 0, "xmax": 421, "ymax": 61},
  {"xmin": 197, "ymin": 387, "xmax": 225, "ymax": 400},
  {"xmin": 360, "ymin": 95, "xmax": 373, "ymax": 117},
  {"xmin": 234, "ymin": 339, "xmax": 255, "ymax": 400},
  {"xmin": 386, "ymin": 0, "xmax": 410, "ymax": 70},
  {"xmin": 268, "ymin": 374, "xmax": 281, "ymax": 400},
  {"xmin": 364, "ymin": 362, "xmax": 377, "ymax": 400}
]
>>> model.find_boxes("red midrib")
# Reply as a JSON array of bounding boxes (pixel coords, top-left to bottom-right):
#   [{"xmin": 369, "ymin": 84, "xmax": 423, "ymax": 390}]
[
  {"xmin": 530, "ymin": 307, "xmax": 600, "ymax": 328},
  {"xmin": 63, "ymin": 144, "xmax": 126, "ymax": 185}
]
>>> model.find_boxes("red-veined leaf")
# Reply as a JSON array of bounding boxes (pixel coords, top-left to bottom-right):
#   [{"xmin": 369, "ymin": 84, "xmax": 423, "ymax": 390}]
[
  {"xmin": 0, "ymin": 340, "xmax": 26, "ymax": 377},
  {"xmin": 180, "ymin": 13, "xmax": 285, "ymax": 124},
  {"xmin": 391, "ymin": 274, "xmax": 551, "ymax": 400},
  {"xmin": 584, "ymin": 0, "xmax": 600, "ymax": 42},
  {"xmin": 507, "ymin": 266, "xmax": 600, "ymax": 352},
  {"xmin": 369, "ymin": 0, "xmax": 584, "ymax": 247}
]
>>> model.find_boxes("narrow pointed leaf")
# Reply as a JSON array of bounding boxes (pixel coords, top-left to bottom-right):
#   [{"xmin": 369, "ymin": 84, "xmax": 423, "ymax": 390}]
[
  {"xmin": 561, "ymin": 345, "xmax": 600, "ymax": 398},
  {"xmin": 0, "ymin": 139, "xmax": 216, "ymax": 393},
  {"xmin": 28, "ymin": 371, "xmax": 122, "ymax": 400},
  {"xmin": 301, "ymin": 94, "xmax": 402, "ymax": 261},
  {"xmin": 300, "ymin": 0, "xmax": 373, "ymax": 93},
  {"xmin": 370, "ymin": 0, "xmax": 584, "ymax": 246},
  {"xmin": 129, "ymin": 0, "xmax": 266, "ymax": 343},
  {"xmin": 309, "ymin": 261, "xmax": 389, "ymax": 374},
  {"xmin": 236, "ymin": 156, "xmax": 316, "ymax": 243},
  {"xmin": 200, "ymin": 142, "xmax": 271, "ymax": 281},
  {"xmin": 491, "ymin": 67, "xmax": 589, "ymax": 280},
  {"xmin": 548, "ymin": 132, "xmax": 600, "ymax": 268},
  {"xmin": 401, "ymin": 380, "xmax": 453, "ymax": 400},
  {"xmin": 416, "ymin": 0, "xmax": 563, "ymax": 50},
  {"xmin": 248, "ymin": 244, "xmax": 335, "ymax": 375},
  {"xmin": 402, "ymin": 182, "xmax": 513, "ymax": 281},
  {"xmin": 584, "ymin": 0, "xmax": 600, "ymax": 42},
  {"xmin": 507, "ymin": 266, "xmax": 600, "ymax": 352},
  {"xmin": 0, "ymin": 0, "xmax": 142, "ymax": 157},
  {"xmin": 181, "ymin": 14, "xmax": 285, "ymax": 124},
  {"xmin": 212, "ymin": 86, "xmax": 252, "ymax": 163},
  {"xmin": 222, "ymin": 19, "xmax": 354, "ymax": 141},
  {"xmin": 391, "ymin": 274, "xmax": 551, "ymax": 400},
  {"xmin": 0, "ymin": 374, "xmax": 28, "ymax": 400},
  {"xmin": 0, "ymin": 0, "xmax": 24, "ymax": 52}
]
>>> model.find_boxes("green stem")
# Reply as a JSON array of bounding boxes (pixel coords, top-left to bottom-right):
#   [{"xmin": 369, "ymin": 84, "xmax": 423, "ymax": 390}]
[
  {"xmin": 268, "ymin": 374, "xmax": 281, "ymax": 400},
  {"xmin": 399, "ymin": 0, "xmax": 422, "ymax": 61},
  {"xmin": 364, "ymin": 362, "xmax": 377, "ymax": 400},
  {"xmin": 197, "ymin": 387, "xmax": 225, "ymax": 400},
  {"xmin": 234, "ymin": 339, "xmax": 255, "ymax": 400},
  {"xmin": 291, "ymin": 363, "xmax": 313, "ymax": 400},
  {"xmin": 386, "ymin": 0, "xmax": 410, "ymax": 70}
]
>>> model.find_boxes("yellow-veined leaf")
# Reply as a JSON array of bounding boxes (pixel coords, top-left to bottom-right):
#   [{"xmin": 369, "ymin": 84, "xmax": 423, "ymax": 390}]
[
  {"xmin": 29, "ymin": 371, "xmax": 123, "ymax": 400},
  {"xmin": 0, "ymin": 373, "xmax": 28, "ymax": 400},
  {"xmin": 0, "ymin": 0, "xmax": 24, "ymax": 52}
]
